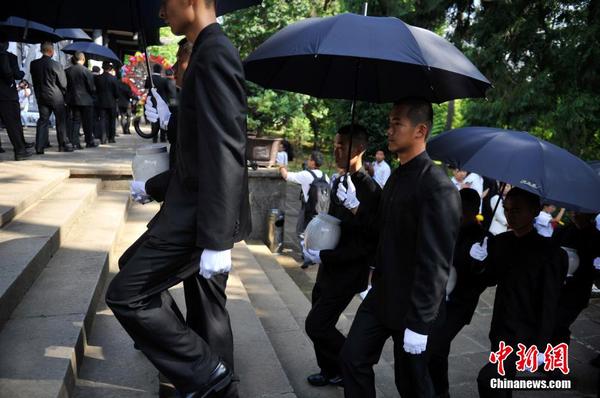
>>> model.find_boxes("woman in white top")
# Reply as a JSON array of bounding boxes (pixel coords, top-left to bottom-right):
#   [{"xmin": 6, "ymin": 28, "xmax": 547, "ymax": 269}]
[
  {"xmin": 276, "ymin": 142, "xmax": 288, "ymax": 166},
  {"xmin": 489, "ymin": 183, "xmax": 511, "ymax": 235}
]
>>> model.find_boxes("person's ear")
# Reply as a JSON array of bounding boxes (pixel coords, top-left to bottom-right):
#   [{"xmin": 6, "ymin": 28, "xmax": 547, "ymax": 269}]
[{"xmin": 414, "ymin": 123, "xmax": 427, "ymax": 140}]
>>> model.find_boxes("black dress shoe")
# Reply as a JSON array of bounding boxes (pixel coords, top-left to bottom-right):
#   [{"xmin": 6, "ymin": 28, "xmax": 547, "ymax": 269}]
[
  {"xmin": 36, "ymin": 150, "xmax": 44, "ymax": 155},
  {"xmin": 108, "ymin": 139, "xmax": 116, "ymax": 143},
  {"xmin": 0, "ymin": 147, "xmax": 5, "ymax": 153},
  {"xmin": 25, "ymin": 142, "xmax": 35, "ymax": 149},
  {"xmin": 307, "ymin": 372, "xmax": 343, "ymax": 387},
  {"xmin": 58, "ymin": 144, "xmax": 74, "ymax": 152},
  {"xmin": 75, "ymin": 144, "xmax": 84, "ymax": 150},
  {"xmin": 14, "ymin": 151, "xmax": 33, "ymax": 161},
  {"xmin": 86, "ymin": 141, "xmax": 99, "ymax": 148},
  {"xmin": 180, "ymin": 361, "xmax": 232, "ymax": 398},
  {"xmin": 45, "ymin": 143, "xmax": 52, "ymax": 148}
]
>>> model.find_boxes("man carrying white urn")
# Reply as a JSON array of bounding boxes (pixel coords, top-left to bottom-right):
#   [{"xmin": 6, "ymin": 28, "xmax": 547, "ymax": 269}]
[{"xmin": 302, "ymin": 124, "xmax": 381, "ymax": 387}]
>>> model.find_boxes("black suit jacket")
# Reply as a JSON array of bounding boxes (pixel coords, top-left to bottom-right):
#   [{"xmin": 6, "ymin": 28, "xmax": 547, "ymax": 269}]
[
  {"xmin": 318, "ymin": 169, "xmax": 381, "ymax": 295},
  {"xmin": 65, "ymin": 64, "xmax": 95, "ymax": 107},
  {"xmin": 148, "ymin": 23, "xmax": 251, "ymax": 251},
  {"xmin": 30, "ymin": 55, "xmax": 67, "ymax": 106},
  {"xmin": 95, "ymin": 72, "xmax": 119, "ymax": 109},
  {"xmin": 0, "ymin": 50, "xmax": 24, "ymax": 101},
  {"xmin": 145, "ymin": 73, "xmax": 177, "ymax": 107},
  {"xmin": 365, "ymin": 151, "xmax": 461, "ymax": 333},
  {"xmin": 117, "ymin": 80, "xmax": 134, "ymax": 108}
]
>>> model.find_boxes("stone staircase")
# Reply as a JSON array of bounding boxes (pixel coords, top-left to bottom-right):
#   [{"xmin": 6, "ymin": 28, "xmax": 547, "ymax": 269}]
[{"xmin": 1, "ymin": 166, "xmax": 597, "ymax": 398}]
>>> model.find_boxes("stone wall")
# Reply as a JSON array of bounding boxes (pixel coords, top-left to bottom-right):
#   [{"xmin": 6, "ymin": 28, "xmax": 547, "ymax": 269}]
[{"xmin": 248, "ymin": 168, "xmax": 286, "ymax": 242}]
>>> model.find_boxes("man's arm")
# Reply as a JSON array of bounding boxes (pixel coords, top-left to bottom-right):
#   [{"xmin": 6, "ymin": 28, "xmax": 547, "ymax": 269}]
[
  {"xmin": 404, "ymin": 177, "xmax": 461, "ymax": 334},
  {"xmin": 55, "ymin": 62, "xmax": 68, "ymax": 94},
  {"xmin": 0, "ymin": 54, "xmax": 12, "ymax": 85},
  {"xmin": 536, "ymin": 246, "xmax": 568, "ymax": 349},
  {"xmin": 9, "ymin": 54, "xmax": 24, "ymax": 81},
  {"xmin": 194, "ymin": 40, "xmax": 248, "ymax": 251},
  {"xmin": 86, "ymin": 69, "xmax": 96, "ymax": 96}
]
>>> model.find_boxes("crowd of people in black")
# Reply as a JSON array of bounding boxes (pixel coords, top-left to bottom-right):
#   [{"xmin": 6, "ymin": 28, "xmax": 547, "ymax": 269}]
[{"xmin": 0, "ymin": 38, "xmax": 180, "ymax": 161}]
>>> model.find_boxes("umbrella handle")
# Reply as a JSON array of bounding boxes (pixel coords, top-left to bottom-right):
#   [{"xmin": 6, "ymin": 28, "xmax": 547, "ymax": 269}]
[
  {"xmin": 133, "ymin": 116, "xmax": 158, "ymax": 139},
  {"xmin": 483, "ymin": 181, "xmax": 507, "ymax": 240}
]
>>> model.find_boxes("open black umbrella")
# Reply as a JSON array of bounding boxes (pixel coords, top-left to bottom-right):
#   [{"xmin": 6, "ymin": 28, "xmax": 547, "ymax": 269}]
[
  {"xmin": 427, "ymin": 127, "xmax": 600, "ymax": 213},
  {"xmin": 62, "ymin": 41, "xmax": 121, "ymax": 64},
  {"xmin": 54, "ymin": 28, "xmax": 91, "ymax": 41},
  {"xmin": 0, "ymin": 17, "xmax": 62, "ymax": 43}
]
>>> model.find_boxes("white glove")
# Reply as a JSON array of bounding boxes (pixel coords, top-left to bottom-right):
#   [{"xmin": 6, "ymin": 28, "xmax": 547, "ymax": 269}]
[
  {"xmin": 302, "ymin": 247, "xmax": 321, "ymax": 264},
  {"xmin": 403, "ymin": 328, "xmax": 428, "ymax": 355},
  {"xmin": 594, "ymin": 257, "xmax": 600, "ymax": 271},
  {"xmin": 199, "ymin": 249, "xmax": 232, "ymax": 279},
  {"xmin": 336, "ymin": 175, "xmax": 360, "ymax": 210},
  {"xmin": 525, "ymin": 352, "xmax": 545, "ymax": 372},
  {"xmin": 130, "ymin": 180, "xmax": 152, "ymax": 204},
  {"xmin": 145, "ymin": 88, "xmax": 171, "ymax": 130},
  {"xmin": 470, "ymin": 237, "xmax": 488, "ymax": 261}
]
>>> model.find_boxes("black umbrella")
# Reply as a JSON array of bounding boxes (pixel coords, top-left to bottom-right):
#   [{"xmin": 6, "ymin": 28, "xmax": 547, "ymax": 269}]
[
  {"xmin": 54, "ymin": 28, "xmax": 91, "ymax": 41},
  {"xmin": 588, "ymin": 161, "xmax": 600, "ymax": 178},
  {"xmin": 245, "ymin": 12, "xmax": 490, "ymax": 170},
  {"xmin": 62, "ymin": 42, "xmax": 121, "ymax": 64},
  {"xmin": 427, "ymin": 127, "xmax": 600, "ymax": 213},
  {"xmin": 0, "ymin": 17, "xmax": 62, "ymax": 43}
]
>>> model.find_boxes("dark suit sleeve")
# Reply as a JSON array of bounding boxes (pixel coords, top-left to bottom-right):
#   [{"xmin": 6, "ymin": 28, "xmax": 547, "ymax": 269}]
[
  {"xmin": 86, "ymin": 70, "xmax": 96, "ymax": 96},
  {"xmin": 145, "ymin": 170, "xmax": 172, "ymax": 203},
  {"xmin": 55, "ymin": 63, "xmax": 67, "ymax": 95},
  {"xmin": 193, "ymin": 41, "xmax": 247, "ymax": 250},
  {"xmin": 536, "ymin": 246, "xmax": 568, "ymax": 349},
  {"xmin": 0, "ymin": 55, "xmax": 12, "ymax": 85},
  {"xmin": 9, "ymin": 55, "xmax": 24, "ymax": 81},
  {"xmin": 404, "ymin": 174, "xmax": 461, "ymax": 334}
]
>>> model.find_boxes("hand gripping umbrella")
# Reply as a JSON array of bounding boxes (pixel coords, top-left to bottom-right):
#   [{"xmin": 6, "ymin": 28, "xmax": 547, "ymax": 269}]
[
  {"xmin": 427, "ymin": 127, "xmax": 600, "ymax": 224},
  {"xmin": 5, "ymin": 0, "xmax": 262, "ymax": 137},
  {"xmin": 244, "ymin": 12, "xmax": 491, "ymax": 171}
]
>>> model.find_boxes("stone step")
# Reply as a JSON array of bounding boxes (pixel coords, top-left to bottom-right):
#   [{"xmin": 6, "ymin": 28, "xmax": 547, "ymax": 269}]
[
  {"xmin": 233, "ymin": 242, "xmax": 344, "ymax": 398},
  {"xmin": 245, "ymin": 243, "xmax": 399, "ymax": 398},
  {"xmin": 0, "ymin": 190, "xmax": 131, "ymax": 398},
  {"xmin": 0, "ymin": 163, "xmax": 69, "ymax": 228},
  {"xmin": 0, "ymin": 178, "xmax": 100, "ymax": 330},
  {"xmin": 73, "ymin": 202, "xmax": 295, "ymax": 398}
]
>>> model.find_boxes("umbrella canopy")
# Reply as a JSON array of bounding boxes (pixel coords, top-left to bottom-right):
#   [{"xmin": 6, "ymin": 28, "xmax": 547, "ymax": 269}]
[
  {"xmin": 588, "ymin": 161, "xmax": 600, "ymax": 178},
  {"xmin": 0, "ymin": 16, "xmax": 62, "ymax": 43},
  {"xmin": 4, "ymin": 0, "xmax": 261, "ymax": 29},
  {"xmin": 54, "ymin": 28, "xmax": 91, "ymax": 41},
  {"xmin": 244, "ymin": 13, "xmax": 491, "ymax": 104},
  {"xmin": 427, "ymin": 127, "xmax": 600, "ymax": 213},
  {"xmin": 62, "ymin": 42, "xmax": 120, "ymax": 65}
]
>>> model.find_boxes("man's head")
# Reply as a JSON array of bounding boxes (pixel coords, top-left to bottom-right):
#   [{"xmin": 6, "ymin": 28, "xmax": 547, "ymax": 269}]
[
  {"xmin": 460, "ymin": 188, "xmax": 480, "ymax": 225},
  {"xmin": 40, "ymin": 41, "xmax": 54, "ymax": 57},
  {"xmin": 102, "ymin": 61, "xmax": 114, "ymax": 73},
  {"xmin": 160, "ymin": 0, "xmax": 216, "ymax": 36},
  {"xmin": 375, "ymin": 150, "xmax": 385, "ymax": 163},
  {"xmin": 0, "ymin": 41, "xmax": 8, "ymax": 52},
  {"xmin": 334, "ymin": 124, "xmax": 368, "ymax": 170},
  {"xmin": 91, "ymin": 66, "xmax": 101, "ymax": 75},
  {"xmin": 308, "ymin": 151, "xmax": 324, "ymax": 170},
  {"xmin": 569, "ymin": 211, "xmax": 595, "ymax": 230},
  {"xmin": 72, "ymin": 51, "xmax": 85, "ymax": 65},
  {"xmin": 504, "ymin": 187, "xmax": 541, "ymax": 235},
  {"xmin": 387, "ymin": 98, "xmax": 433, "ymax": 155},
  {"xmin": 174, "ymin": 38, "xmax": 193, "ymax": 87},
  {"xmin": 152, "ymin": 63, "xmax": 163, "ymax": 74},
  {"xmin": 452, "ymin": 168, "xmax": 467, "ymax": 182},
  {"xmin": 542, "ymin": 203, "xmax": 557, "ymax": 214}
]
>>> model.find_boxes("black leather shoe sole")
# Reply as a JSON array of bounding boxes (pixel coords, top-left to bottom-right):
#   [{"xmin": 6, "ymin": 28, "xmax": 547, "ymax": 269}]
[{"xmin": 307, "ymin": 374, "xmax": 329, "ymax": 387}]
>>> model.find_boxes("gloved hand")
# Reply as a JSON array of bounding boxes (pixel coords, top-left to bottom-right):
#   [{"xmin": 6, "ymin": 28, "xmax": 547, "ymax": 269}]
[
  {"xmin": 403, "ymin": 328, "xmax": 428, "ymax": 355},
  {"xmin": 470, "ymin": 237, "xmax": 488, "ymax": 261},
  {"xmin": 130, "ymin": 181, "xmax": 152, "ymax": 204},
  {"xmin": 336, "ymin": 175, "xmax": 360, "ymax": 210},
  {"xmin": 145, "ymin": 88, "xmax": 171, "ymax": 130},
  {"xmin": 594, "ymin": 257, "xmax": 600, "ymax": 271},
  {"xmin": 302, "ymin": 247, "xmax": 321, "ymax": 264},
  {"xmin": 525, "ymin": 352, "xmax": 545, "ymax": 372},
  {"xmin": 199, "ymin": 249, "xmax": 232, "ymax": 279}
]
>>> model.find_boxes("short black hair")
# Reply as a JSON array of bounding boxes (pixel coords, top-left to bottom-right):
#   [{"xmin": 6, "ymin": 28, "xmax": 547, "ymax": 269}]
[
  {"xmin": 71, "ymin": 51, "xmax": 85, "ymax": 64},
  {"xmin": 102, "ymin": 60, "xmax": 114, "ymax": 71},
  {"xmin": 310, "ymin": 151, "xmax": 324, "ymax": 168},
  {"xmin": 152, "ymin": 63, "xmax": 163, "ymax": 74},
  {"xmin": 505, "ymin": 187, "xmax": 541, "ymax": 211},
  {"xmin": 460, "ymin": 188, "xmax": 480, "ymax": 215},
  {"xmin": 336, "ymin": 124, "xmax": 368, "ymax": 147},
  {"xmin": 92, "ymin": 66, "xmax": 101, "ymax": 73},
  {"xmin": 393, "ymin": 97, "xmax": 433, "ymax": 138},
  {"xmin": 165, "ymin": 68, "xmax": 174, "ymax": 77}
]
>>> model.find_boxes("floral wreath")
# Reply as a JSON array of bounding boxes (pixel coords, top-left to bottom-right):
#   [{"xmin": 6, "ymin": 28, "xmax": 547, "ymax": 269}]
[{"xmin": 121, "ymin": 52, "xmax": 173, "ymax": 106}]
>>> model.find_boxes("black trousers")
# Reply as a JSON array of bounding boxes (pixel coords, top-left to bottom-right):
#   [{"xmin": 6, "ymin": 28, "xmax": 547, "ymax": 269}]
[
  {"xmin": 341, "ymin": 299, "xmax": 435, "ymax": 398},
  {"xmin": 0, "ymin": 100, "xmax": 25, "ymax": 153},
  {"xmin": 428, "ymin": 302, "xmax": 473, "ymax": 397},
  {"xmin": 69, "ymin": 105, "xmax": 95, "ymax": 146},
  {"xmin": 118, "ymin": 106, "xmax": 131, "ymax": 135},
  {"xmin": 106, "ymin": 234, "xmax": 225, "ymax": 393},
  {"xmin": 35, "ymin": 102, "xmax": 68, "ymax": 151},
  {"xmin": 305, "ymin": 280, "xmax": 355, "ymax": 377},
  {"xmin": 477, "ymin": 356, "xmax": 518, "ymax": 398},
  {"xmin": 96, "ymin": 107, "xmax": 117, "ymax": 142},
  {"xmin": 116, "ymin": 231, "xmax": 238, "ymax": 396},
  {"xmin": 151, "ymin": 121, "xmax": 167, "ymax": 143}
]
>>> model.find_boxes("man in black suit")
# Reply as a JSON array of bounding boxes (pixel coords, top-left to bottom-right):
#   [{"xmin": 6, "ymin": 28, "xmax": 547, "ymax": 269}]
[
  {"xmin": 0, "ymin": 39, "xmax": 31, "ymax": 160},
  {"xmin": 65, "ymin": 52, "xmax": 98, "ymax": 149},
  {"xmin": 30, "ymin": 41, "xmax": 73, "ymax": 153},
  {"xmin": 106, "ymin": 1, "xmax": 251, "ymax": 397},
  {"xmin": 94, "ymin": 61, "xmax": 119, "ymax": 144},
  {"xmin": 145, "ymin": 63, "xmax": 176, "ymax": 143},
  {"xmin": 339, "ymin": 99, "xmax": 461, "ymax": 398},
  {"xmin": 116, "ymin": 74, "xmax": 134, "ymax": 135},
  {"xmin": 302, "ymin": 124, "xmax": 381, "ymax": 387}
]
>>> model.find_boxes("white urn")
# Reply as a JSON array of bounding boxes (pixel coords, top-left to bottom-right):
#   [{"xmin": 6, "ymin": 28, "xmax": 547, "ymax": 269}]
[
  {"xmin": 304, "ymin": 213, "xmax": 342, "ymax": 251},
  {"xmin": 132, "ymin": 144, "xmax": 169, "ymax": 183},
  {"xmin": 561, "ymin": 246, "xmax": 580, "ymax": 277}
]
